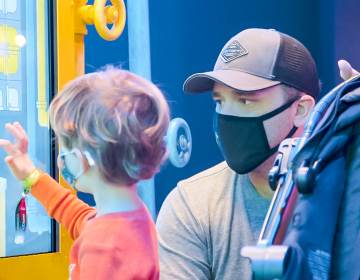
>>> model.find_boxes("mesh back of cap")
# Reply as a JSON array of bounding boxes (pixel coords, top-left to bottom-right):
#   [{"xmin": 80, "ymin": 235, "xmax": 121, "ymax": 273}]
[{"xmin": 273, "ymin": 33, "xmax": 319, "ymax": 99}]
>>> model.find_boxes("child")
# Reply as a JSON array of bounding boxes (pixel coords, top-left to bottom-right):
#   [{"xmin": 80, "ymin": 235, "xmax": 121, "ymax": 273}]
[{"xmin": 0, "ymin": 68, "xmax": 170, "ymax": 279}]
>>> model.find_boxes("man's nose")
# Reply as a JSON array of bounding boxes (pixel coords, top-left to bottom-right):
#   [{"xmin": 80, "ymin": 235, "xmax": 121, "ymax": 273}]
[{"xmin": 220, "ymin": 101, "xmax": 240, "ymax": 115}]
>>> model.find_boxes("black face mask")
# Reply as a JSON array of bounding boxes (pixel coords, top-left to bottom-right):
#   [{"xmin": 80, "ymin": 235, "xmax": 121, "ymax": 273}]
[{"xmin": 213, "ymin": 99, "xmax": 298, "ymax": 174}]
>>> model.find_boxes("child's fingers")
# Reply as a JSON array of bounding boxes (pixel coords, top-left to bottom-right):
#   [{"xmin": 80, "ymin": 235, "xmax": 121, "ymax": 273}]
[
  {"xmin": 13, "ymin": 122, "xmax": 29, "ymax": 153},
  {"xmin": 5, "ymin": 123, "xmax": 28, "ymax": 153},
  {"xmin": 0, "ymin": 139, "xmax": 11, "ymax": 147},
  {"xmin": 5, "ymin": 156, "xmax": 20, "ymax": 176},
  {"xmin": 4, "ymin": 155, "xmax": 14, "ymax": 165},
  {"xmin": 0, "ymin": 139, "xmax": 18, "ymax": 156},
  {"xmin": 5, "ymin": 123, "xmax": 24, "ymax": 141},
  {"xmin": 13, "ymin": 122, "xmax": 27, "ymax": 138}
]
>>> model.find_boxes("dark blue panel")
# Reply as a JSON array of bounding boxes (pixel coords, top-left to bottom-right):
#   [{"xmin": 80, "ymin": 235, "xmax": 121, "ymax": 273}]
[
  {"xmin": 79, "ymin": 0, "xmax": 343, "ymax": 213},
  {"xmin": 149, "ymin": 0, "xmax": 321, "ymax": 212}
]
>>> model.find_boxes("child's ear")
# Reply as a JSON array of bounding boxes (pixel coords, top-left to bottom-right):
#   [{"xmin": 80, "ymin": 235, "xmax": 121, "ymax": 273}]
[{"xmin": 293, "ymin": 94, "xmax": 315, "ymax": 128}]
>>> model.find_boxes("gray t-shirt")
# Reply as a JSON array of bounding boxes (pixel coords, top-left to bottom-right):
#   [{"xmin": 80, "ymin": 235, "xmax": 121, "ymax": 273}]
[{"xmin": 156, "ymin": 161, "xmax": 271, "ymax": 279}]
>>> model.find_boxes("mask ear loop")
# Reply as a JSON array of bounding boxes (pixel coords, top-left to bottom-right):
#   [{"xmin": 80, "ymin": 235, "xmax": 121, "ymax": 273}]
[
  {"xmin": 266, "ymin": 98, "xmax": 301, "ymax": 155},
  {"xmin": 82, "ymin": 150, "xmax": 96, "ymax": 170},
  {"xmin": 69, "ymin": 149, "xmax": 85, "ymax": 182},
  {"xmin": 67, "ymin": 149, "xmax": 95, "ymax": 183},
  {"xmin": 258, "ymin": 97, "xmax": 301, "ymax": 121}
]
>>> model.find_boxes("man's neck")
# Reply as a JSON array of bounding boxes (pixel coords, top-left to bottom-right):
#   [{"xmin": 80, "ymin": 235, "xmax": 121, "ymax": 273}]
[
  {"xmin": 247, "ymin": 132, "xmax": 303, "ymax": 199},
  {"xmin": 247, "ymin": 154, "xmax": 276, "ymax": 199}
]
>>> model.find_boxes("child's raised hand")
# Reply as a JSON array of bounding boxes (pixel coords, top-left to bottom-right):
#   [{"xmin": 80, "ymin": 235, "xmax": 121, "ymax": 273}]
[{"xmin": 0, "ymin": 122, "xmax": 36, "ymax": 180}]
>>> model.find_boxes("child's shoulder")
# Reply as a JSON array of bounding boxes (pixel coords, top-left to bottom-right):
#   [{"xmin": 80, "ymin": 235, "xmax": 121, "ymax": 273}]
[{"xmin": 83, "ymin": 207, "xmax": 155, "ymax": 243}]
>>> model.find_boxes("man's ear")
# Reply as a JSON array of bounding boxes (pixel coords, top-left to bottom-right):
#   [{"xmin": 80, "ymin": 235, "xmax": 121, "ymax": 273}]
[{"xmin": 293, "ymin": 94, "xmax": 315, "ymax": 127}]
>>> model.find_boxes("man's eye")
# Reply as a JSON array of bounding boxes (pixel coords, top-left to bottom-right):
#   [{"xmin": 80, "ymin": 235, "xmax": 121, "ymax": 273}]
[{"xmin": 238, "ymin": 99, "xmax": 253, "ymax": 105}]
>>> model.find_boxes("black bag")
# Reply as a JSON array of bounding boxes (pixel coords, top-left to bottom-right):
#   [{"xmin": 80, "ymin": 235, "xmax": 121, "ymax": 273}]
[
  {"xmin": 287, "ymin": 77, "xmax": 360, "ymax": 280},
  {"xmin": 242, "ymin": 76, "xmax": 360, "ymax": 280}
]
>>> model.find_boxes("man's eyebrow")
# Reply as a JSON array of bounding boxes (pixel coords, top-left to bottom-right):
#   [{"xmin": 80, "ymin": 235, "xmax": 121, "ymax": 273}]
[
  {"xmin": 212, "ymin": 91, "xmax": 222, "ymax": 98},
  {"xmin": 236, "ymin": 91, "xmax": 265, "ymax": 99},
  {"xmin": 212, "ymin": 89, "xmax": 266, "ymax": 99}
]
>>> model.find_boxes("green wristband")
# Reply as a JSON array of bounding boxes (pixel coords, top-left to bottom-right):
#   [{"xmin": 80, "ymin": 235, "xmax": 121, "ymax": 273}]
[{"xmin": 23, "ymin": 169, "xmax": 41, "ymax": 193}]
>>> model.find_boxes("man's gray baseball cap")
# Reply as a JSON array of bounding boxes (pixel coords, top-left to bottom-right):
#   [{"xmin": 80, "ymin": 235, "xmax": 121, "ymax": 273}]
[{"xmin": 183, "ymin": 28, "xmax": 319, "ymax": 98}]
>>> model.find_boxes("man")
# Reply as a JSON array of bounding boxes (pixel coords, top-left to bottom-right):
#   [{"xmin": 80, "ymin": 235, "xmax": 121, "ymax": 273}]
[{"xmin": 156, "ymin": 28, "xmax": 345, "ymax": 279}]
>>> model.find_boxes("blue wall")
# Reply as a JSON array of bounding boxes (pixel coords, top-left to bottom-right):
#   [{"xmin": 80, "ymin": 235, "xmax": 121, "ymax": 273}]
[
  {"xmin": 149, "ymin": 0, "xmax": 321, "ymax": 211},
  {"xmin": 334, "ymin": 0, "xmax": 360, "ymax": 83},
  {"xmin": 83, "ymin": 0, "xmax": 355, "ymax": 212}
]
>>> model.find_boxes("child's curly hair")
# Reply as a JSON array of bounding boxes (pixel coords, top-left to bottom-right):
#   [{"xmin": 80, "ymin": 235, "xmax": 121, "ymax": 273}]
[{"xmin": 49, "ymin": 67, "xmax": 170, "ymax": 185}]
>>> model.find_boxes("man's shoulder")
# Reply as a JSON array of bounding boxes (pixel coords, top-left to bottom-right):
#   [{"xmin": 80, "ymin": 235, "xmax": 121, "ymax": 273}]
[
  {"xmin": 158, "ymin": 161, "xmax": 235, "ymax": 230},
  {"xmin": 165, "ymin": 161, "xmax": 235, "ymax": 209},
  {"xmin": 178, "ymin": 161, "xmax": 233, "ymax": 190},
  {"xmin": 160, "ymin": 161, "xmax": 236, "ymax": 215},
  {"xmin": 161, "ymin": 161, "xmax": 234, "ymax": 207}
]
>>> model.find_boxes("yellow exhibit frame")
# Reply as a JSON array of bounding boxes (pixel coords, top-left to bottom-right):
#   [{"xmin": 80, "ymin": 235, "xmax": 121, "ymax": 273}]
[
  {"xmin": 0, "ymin": 1, "xmax": 82, "ymax": 278},
  {"xmin": 0, "ymin": 0, "xmax": 126, "ymax": 278}
]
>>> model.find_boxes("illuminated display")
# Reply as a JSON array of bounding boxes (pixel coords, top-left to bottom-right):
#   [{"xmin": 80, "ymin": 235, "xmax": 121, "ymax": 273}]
[{"xmin": 0, "ymin": 0, "xmax": 54, "ymax": 257}]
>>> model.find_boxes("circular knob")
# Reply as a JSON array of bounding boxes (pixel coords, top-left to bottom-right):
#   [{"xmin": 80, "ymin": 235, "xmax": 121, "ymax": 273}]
[
  {"xmin": 296, "ymin": 166, "xmax": 315, "ymax": 194},
  {"xmin": 93, "ymin": 0, "xmax": 126, "ymax": 41},
  {"xmin": 295, "ymin": 160, "xmax": 322, "ymax": 194},
  {"xmin": 166, "ymin": 118, "xmax": 192, "ymax": 168}
]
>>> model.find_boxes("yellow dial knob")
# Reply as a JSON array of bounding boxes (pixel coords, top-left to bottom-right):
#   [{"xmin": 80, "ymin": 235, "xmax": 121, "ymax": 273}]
[{"xmin": 93, "ymin": 0, "xmax": 126, "ymax": 41}]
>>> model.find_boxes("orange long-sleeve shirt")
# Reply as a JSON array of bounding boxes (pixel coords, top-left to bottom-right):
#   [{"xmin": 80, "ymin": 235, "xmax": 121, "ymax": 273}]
[{"xmin": 31, "ymin": 173, "xmax": 159, "ymax": 280}]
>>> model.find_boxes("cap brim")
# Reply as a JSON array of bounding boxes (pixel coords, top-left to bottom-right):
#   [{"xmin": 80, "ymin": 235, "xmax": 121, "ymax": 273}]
[{"xmin": 183, "ymin": 70, "xmax": 281, "ymax": 93}]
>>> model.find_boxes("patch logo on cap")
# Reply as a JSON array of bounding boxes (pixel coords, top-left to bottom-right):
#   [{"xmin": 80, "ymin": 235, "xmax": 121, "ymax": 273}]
[{"xmin": 221, "ymin": 40, "xmax": 248, "ymax": 63}]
